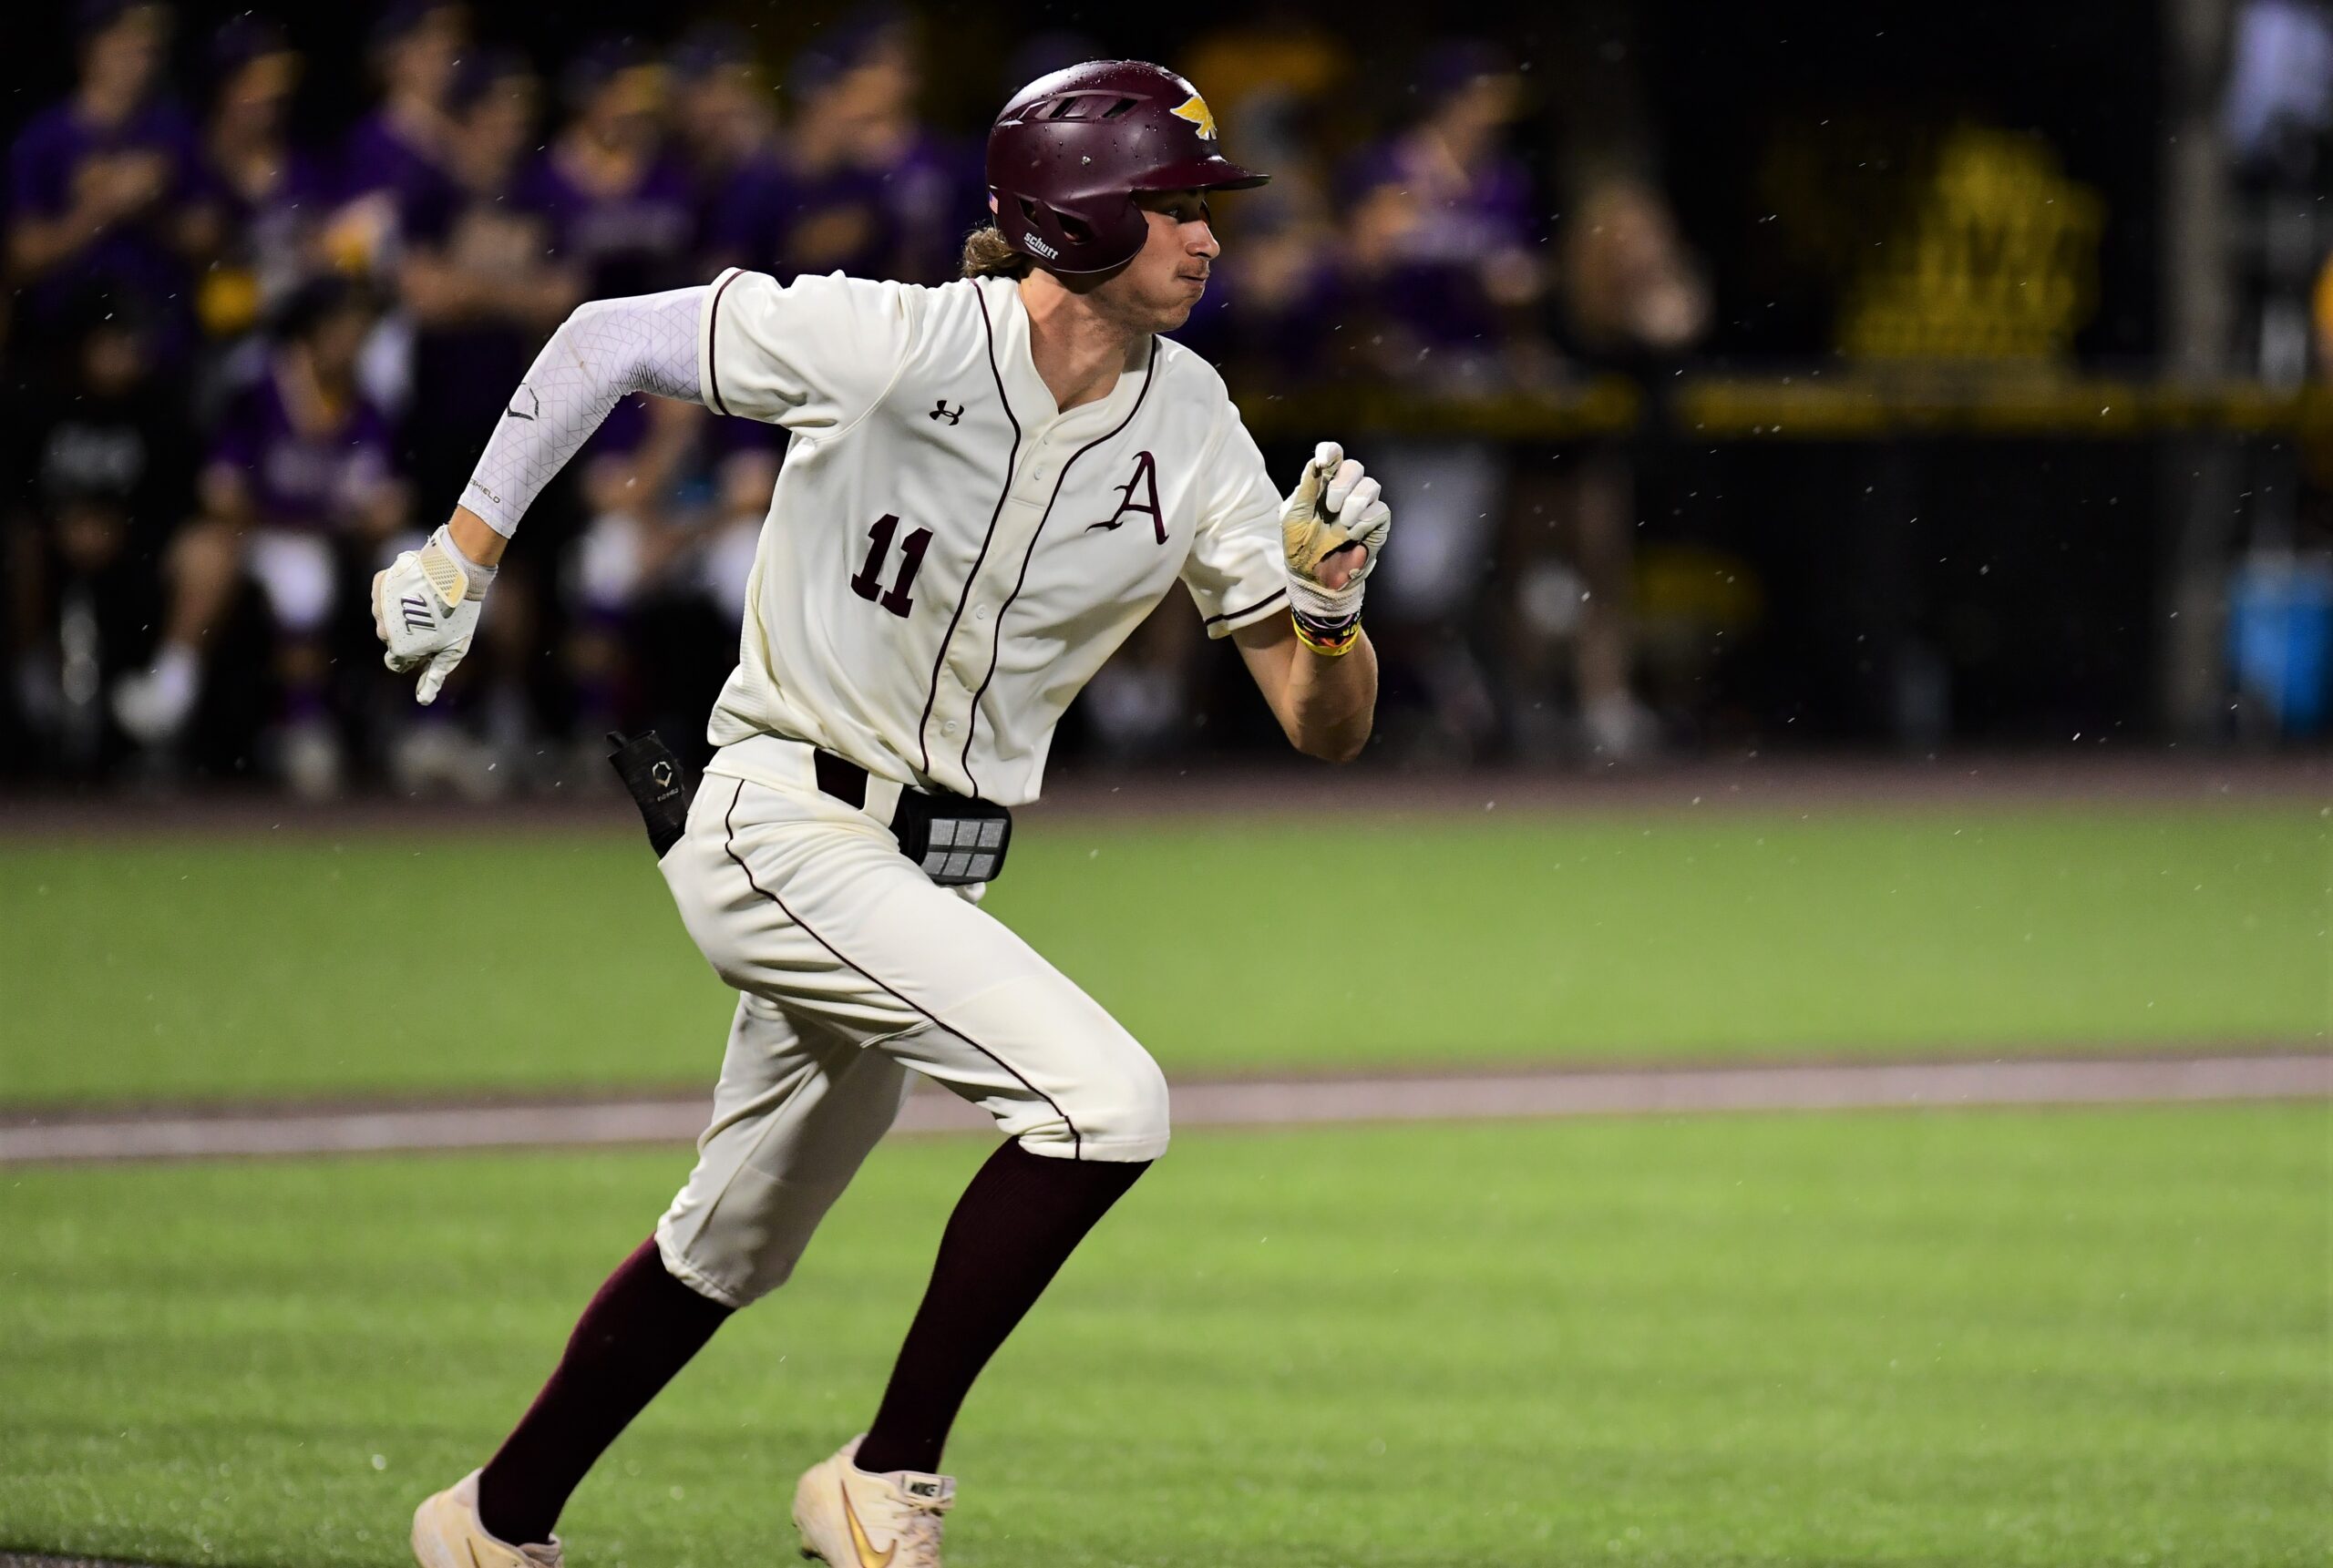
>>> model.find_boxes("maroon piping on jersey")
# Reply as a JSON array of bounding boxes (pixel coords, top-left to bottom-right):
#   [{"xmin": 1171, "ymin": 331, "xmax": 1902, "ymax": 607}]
[
  {"xmin": 1203, "ymin": 586, "xmax": 1288, "ymax": 627},
  {"xmin": 720, "ymin": 780, "xmax": 1085, "ymax": 1158},
  {"xmin": 704, "ymin": 269, "xmax": 745, "ymax": 417},
  {"xmin": 915, "ymin": 282, "xmax": 1023, "ymax": 783},
  {"xmin": 957, "ymin": 337, "xmax": 1158, "ymax": 790}
]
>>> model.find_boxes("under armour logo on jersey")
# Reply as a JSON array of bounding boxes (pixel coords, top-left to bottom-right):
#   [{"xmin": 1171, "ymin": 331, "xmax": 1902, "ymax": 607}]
[
  {"xmin": 929, "ymin": 398, "xmax": 964, "ymax": 425},
  {"xmin": 1086, "ymin": 450, "xmax": 1166, "ymax": 544},
  {"xmin": 504, "ymin": 384, "xmax": 540, "ymax": 422},
  {"xmin": 399, "ymin": 594, "xmax": 435, "ymax": 632}
]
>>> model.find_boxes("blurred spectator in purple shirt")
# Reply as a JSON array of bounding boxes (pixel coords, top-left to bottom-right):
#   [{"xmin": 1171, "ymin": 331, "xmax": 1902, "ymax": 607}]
[
  {"xmin": 8, "ymin": 1, "xmax": 212, "ymax": 364},
  {"xmin": 1338, "ymin": 41, "xmax": 1547, "ymax": 390},
  {"xmin": 325, "ymin": 1, "xmax": 467, "ymax": 276},
  {"xmin": 1327, "ymin": 43, "xmax": 1556, "ymax": 761},
  {"xmin": 113, "ymin": 276, "xmax": 404, "ymax": 796},
  {"xmin": 398, "ymin": 50, "xmax": 581, "ymax": 507},
  {"xmin": 392, "ymin": 50, "xmax": 585, "ymax": 784},
  {"xmin": 520, "ymin": 37, "xmax": 700, "ymax": 302},
  {"xmin": 667, "ymin": 24, "xmax": 779, "ymax": 212},
  {"xmin": 706, "ymin": 34, "xmax": 901, "ymax": 283},
  {"xmin": 193, "ymin": 16, "xmax": 334, "ymax": 345},
  {"xmin": 819, "ymin": 9, "xmax": 982, "ymax": 283},
  {"xmin": 205, "ymin": 289, "xmax": 399, "ymax": 541}
]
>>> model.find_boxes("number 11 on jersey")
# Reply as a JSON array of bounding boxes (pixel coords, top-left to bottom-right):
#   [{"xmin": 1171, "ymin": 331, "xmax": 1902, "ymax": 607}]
[{"xmin": 849, "ymin": 513, "xmax": 933, "ymax": 618}]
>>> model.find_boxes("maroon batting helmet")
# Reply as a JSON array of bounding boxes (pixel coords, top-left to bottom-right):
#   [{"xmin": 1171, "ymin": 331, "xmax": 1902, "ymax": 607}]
[{"xmin": 986, "ymin": 59, "xmax": 1269, "ymax": 276}]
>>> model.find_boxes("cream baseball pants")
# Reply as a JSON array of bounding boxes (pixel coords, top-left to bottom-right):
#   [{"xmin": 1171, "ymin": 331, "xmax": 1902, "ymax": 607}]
[{"xmin": 651, "ymin": 746, "xmax": 1169, "ymax": 1308}]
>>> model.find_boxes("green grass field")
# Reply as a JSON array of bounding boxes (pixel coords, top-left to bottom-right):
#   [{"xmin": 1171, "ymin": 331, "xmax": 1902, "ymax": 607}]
[
  {"xmin": 4, "ymin": 801, "xmax": 2324, "ymax": 1105},
  {"xmin": 2, "ymin": 1107, "xmax": 2323, "ymax": 1567}
]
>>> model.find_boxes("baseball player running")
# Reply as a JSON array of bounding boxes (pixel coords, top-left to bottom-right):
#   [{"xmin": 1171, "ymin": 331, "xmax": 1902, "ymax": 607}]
[{"xmin": 389, "ymin": 60, "xmax": 1391, "ymax": 1568}]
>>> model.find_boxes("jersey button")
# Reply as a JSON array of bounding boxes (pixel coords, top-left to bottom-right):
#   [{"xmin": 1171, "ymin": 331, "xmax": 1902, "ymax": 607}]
[
  {"xmin": 942, "ymin": 721, "xmax": 960, "ymax": 734},
  {"xmin": 975, "ymin": 606, "xmax": 992, "ymax": 621}
]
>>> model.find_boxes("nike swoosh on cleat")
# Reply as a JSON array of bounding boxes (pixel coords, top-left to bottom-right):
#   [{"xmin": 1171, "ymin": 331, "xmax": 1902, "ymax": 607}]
[{"xmin": 840, "ymin": 1480, "xmax": 896, "ymax": 1568}]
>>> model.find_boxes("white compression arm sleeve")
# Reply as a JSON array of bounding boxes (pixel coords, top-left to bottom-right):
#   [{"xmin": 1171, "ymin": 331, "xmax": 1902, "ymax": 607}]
[{"xmin": 459, "ymin": 286, "xmax": 706, "ymax": 538}]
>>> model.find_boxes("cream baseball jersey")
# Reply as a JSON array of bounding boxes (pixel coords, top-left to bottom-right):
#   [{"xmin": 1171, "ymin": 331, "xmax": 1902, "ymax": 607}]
[{"xmin": 693, "ymin": 268, "xmax": 1288, "ymax": 805}]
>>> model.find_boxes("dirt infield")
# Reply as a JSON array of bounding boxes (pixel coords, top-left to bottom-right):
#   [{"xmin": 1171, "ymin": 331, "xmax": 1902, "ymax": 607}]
[{"xmin": 2, "ymin": 1050, "xmax": 2322, "ymax": 1166}]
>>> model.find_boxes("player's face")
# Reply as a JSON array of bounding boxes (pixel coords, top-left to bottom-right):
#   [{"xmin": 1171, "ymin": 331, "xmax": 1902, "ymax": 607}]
[{"xmin": 1097, "ymin": 190, "xmax": 1218, "ymax": 333}]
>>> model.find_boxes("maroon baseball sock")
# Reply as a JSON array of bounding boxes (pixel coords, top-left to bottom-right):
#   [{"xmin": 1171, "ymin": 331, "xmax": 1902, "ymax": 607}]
[
  {"xmin": 475, "ymin": 1235, "xmax": 731, "ymax": 1546},
  {"xmin": 854, "ymin": 1140, "xmax": 1149, "ymax": 1477}
]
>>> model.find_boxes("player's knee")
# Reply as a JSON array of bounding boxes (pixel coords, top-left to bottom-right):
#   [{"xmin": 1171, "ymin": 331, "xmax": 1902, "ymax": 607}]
[
  {"xmin": 657, "ymin": 1170, "xmax": 854, "ymax": 1309},
  {"xmin": 653, "ymin": 1224, "xmax": 759, "ymax": 1308},
  {"xmin": 1070, "ymin": 1045, "xmax": 1170, "ymax": 1163}
]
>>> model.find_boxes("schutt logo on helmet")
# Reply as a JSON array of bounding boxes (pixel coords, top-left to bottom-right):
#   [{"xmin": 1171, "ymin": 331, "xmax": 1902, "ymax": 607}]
[{"xmin": 986, "ymin": 59, "xmax": 1269, "ymax": 276}]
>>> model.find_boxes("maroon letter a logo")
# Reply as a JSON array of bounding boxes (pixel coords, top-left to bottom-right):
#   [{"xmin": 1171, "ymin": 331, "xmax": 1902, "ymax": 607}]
[{"xmin": 1086, "ymin": 451, "xmax": 1165, "ymax": 545}]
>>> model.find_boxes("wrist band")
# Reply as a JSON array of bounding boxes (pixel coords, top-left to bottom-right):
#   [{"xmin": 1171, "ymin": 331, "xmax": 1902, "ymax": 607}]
[
  {"xmin": 431, "ymin": 526, "xmax": 497, "ymax": 600},
  {"xmin": 1292, "ymin": 607, "xmax": 1362, "ymax": 657}
]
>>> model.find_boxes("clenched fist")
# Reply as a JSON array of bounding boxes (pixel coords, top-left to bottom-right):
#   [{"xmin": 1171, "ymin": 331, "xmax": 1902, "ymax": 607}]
[
  {"xmin": 1280, "ymin": 441, "xmax": 1392, "ymax": 626},
  {"xmin": 372, "ymin": 526, "xmax": 491, "ymax": 704}
]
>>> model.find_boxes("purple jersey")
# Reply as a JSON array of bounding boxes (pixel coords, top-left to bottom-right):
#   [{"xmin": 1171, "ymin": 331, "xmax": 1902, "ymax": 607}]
[
  {"xmin": 195, "ymin": 146, "xmax": 336, "ymax": 319},
  {"xmin": 209, "ymin": 363, "xmax": 394, "ymax": 530},
  {"xmin": 7, "ymin": 98, "xmax": 203, "ymax": 347},
  {"xmin": 1346, "ymin": 137, "xmax": 1537, "ymax": 350},
  {"xmin": 708, "ymin": 152, "xmax": 897, "ymax": 284},
  {"xmin": 864, "ymin": 128, "xmax": 977, "ymax": 285},
  {"xmin": 338, "ymin": 110, "xmax": 454, "ymax": 210},
  {"xmin": 398, "ymin": 178, "xmax": 554, "ymax": 429},
  {"xmin": 520, "ymin": 151, "xmax": 699, "ymax": 301}
]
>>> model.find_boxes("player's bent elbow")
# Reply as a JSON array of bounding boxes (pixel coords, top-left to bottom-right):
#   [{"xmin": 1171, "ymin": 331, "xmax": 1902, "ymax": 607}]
[
  {"xmin": 546, "ymin": 298, "xmax": 611, "ymax": 351},
  {"xmin": 554, "ymin": 294, "xmax": 644, "ymax": 350}
]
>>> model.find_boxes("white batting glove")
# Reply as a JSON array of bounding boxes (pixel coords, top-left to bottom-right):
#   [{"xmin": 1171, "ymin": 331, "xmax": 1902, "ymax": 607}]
[
  {"xmin": 1280, "ymin": 440, "xmax": 1393, "ymax": 630},
  {"xmin": 371, "ymin": 526, "xmax": 493, "ymax": 704}
]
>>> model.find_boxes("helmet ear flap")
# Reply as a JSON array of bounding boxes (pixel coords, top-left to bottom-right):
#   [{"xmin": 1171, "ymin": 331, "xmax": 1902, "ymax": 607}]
[
  {"xmin": 1016, "ymin": 195, "xmax": 1093, "ymax": 244},
  {"xmin": 1002, "ymin": 190, "xmax": 1134, "ymax": 272}
]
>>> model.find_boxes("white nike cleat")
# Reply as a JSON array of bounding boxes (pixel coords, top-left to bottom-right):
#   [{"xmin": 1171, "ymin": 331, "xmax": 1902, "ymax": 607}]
[
  {"xmin": 793, "ymin": 1436, "xmax": 955, "ymax": 1567},
  {"xmin": 411, "ymin": 1470, "xmax": 563, "ymax": 1568}
]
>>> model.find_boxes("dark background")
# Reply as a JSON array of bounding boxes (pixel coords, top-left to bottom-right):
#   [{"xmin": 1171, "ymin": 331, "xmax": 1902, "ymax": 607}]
[{"xmin": 3, "ymin": 0, "xmax": 2325, "ymax": 796}]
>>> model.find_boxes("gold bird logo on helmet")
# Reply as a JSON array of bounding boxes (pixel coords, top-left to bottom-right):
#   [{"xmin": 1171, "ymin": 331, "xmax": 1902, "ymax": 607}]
[{"xmin": 1168, "ymin": 94, "xmax": 1218, "ymax": 140}]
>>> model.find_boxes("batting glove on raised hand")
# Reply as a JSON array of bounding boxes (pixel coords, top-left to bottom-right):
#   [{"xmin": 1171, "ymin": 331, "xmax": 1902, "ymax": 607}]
[
  {"xmin": 1280, "ymin": 441, "xmax": 1392, "ymax": 632},
  {"xmin": 372, "ymin": 526, "xmax": 493, "ymax": 704}
]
